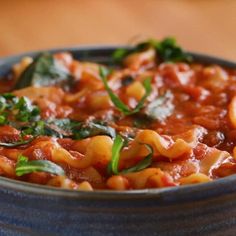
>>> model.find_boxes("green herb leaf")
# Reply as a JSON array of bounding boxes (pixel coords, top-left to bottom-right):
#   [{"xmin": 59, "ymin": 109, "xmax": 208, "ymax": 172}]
[
  {"xmin": 100, "ymin": 67, "xmax": 152, "ymax": 115},
  {"xmin": 73, "ymin": 121, "xmax": 116, "ymax": 140},
  {"xmin": 112, "ymin": 37, "xmax": 192, "ymax": 64},
  {"xmin": 21, "ymin": 120, "xmax": 45, "ymax": 136},
  {"xmin": 108, "ymin": 136, "xmax": 153, "ymax": 175},
  {"xmin": 156, "ymin": 37, "xmax": 192, "ymax": 62},
  {"xmin": 15, "ymin": 53, "xmax": 72, "ymax": 89},
  {"xmin": 112, "ymin": 48, "xmax": 130, "ymax": 64},
  {"xmin": 15, "ymin": 154, "xmax": 65, "ymax": 176},
  {"xmin": 107, "ymin": 135, "xmax": 124, "ymax": 175},
  {"xmin": 0, "ymin": 94, "xmax": 40, "ymax": 124},
  {"xmin": 14, "ymin": 97, "xmax": 40, "ymax": 122},
  {"xmin": 0, "ymin": 137, "xmax": 34, "ymax": 147},
  {"xmin": 120, "ymin": 144, "xmax": 153, "ymax": 174}
]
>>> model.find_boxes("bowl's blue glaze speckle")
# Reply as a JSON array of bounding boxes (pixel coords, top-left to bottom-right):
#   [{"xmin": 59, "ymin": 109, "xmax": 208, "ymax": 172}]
[{"xmin": 0, "ymin": 47, "xmax": 236, "ymax": 236}]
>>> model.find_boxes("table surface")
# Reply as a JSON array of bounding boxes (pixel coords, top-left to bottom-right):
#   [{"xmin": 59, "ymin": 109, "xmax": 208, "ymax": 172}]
[{"xmin": 1, "ymin": 0, "xmax": 236, "ymax": 61}]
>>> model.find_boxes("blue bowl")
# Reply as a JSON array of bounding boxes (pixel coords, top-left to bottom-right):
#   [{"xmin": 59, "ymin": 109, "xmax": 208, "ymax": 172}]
[{"xmin": 0, "ymin": 47, "xmax": 236, "ymax": 236}]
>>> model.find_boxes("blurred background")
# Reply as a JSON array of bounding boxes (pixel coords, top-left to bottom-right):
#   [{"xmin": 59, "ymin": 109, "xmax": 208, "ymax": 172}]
[{"xmin": 1, "ymin": 0, "xmax": 236, "ymax": 60}]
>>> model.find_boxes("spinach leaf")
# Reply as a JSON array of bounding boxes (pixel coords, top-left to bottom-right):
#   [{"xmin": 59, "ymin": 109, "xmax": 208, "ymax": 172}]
[
  {"xmin": 100, "ymin": 67, "xmax": 152, "ymax": 115},
  {"xmin": 107, "ymin": 135, "xmax": 153, "ymax": 175},
  {"xmin": 73, "ymin": 121, "xmax": 116, "ymax": 140},
  {"xmin": 15, "ymin": 155, "xmax": 65, "ymax": 176},
  {"xmin": 15, "ymin": 53, "xmax": 72, "ymax": 89},
  {"xmin": 21, "ymin": 118, "xmax": 116, "ymax": 140}
]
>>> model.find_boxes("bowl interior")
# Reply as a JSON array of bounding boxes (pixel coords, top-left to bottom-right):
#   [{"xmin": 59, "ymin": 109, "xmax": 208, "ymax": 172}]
[{"xmin": 0, "ymin": 46, "xmax": 236, "ymax": 200}]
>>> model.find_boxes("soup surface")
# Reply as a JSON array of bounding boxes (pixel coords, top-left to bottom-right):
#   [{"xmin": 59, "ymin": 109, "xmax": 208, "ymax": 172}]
[{"xmin": 0, "ymin": 38, "xmax": 236, "ymax": 191}]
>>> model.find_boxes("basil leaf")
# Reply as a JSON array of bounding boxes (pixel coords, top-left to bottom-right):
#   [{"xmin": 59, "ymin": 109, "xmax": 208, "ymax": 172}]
[
  {"xmin": 107, "ymin": 135, "xmax": 124, "ymax": 175},
  {"xmin": 21, "ymin": 120, "xmax": 45, "ymax": 136},
  {"xmin": 112, "ymin": 48, "xmax": 130, "ymax": 64},
  {"xmin": 15, "ymin": 53, "xmax": 72, "ymax": 89},
  {"xmin": 73, "ymin": 121, "xmax": 116, "ymax": 140},
  {"xmin": 156, "ymin": 37, "xmax": 192, "ymax": 62},
  {"xmin": 100, "ymin": 67, "xmax": 152, "ymax": 115},
  {"xmin": 112, "ymin": 37, "xmax": 192, "ymax": 64},
  {"xmin": 15, "ymin": 155, "xmax": 65, "ymax": 176},
  {"xmin": 14, "ymin": 97, "xmax": 40, "ymax": 122},
  {"xmin": 0, "ymin": 94, "xmax": 40, "ymax": 124},
  {"xmin": 0, "ymin": 137, "xmax": 34, "ymax": 147},
  {"xmin": 108, "ymin": 136, "xmax": 153, "ymax": 175},
  {"xmin": 120, "ymin": 144, "xmax": 153, "ymax": 174}
]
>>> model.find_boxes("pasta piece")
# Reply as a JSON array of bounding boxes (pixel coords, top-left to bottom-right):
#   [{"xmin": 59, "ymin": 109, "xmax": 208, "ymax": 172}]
[
  {"xmin": 52, "ymin": 136, "xmax": 112, "ymax": 169},
  {"xmin": 27, "ymin": 172, "xmax": 51, "ymax": 185},
  {"xmin": 124, "ymin": 48, "xmax": 156, "ymax": 70},
  {"xmin": 78, "ymin": 181, "xmax": 93, "ymax": 191},
  {"xmin": 121, "ymin": 130, "xmax": 191, "ymax": 161},
  {"xmin": 173, "ymin": 126, "xmax": 207, "ymax": 147},
  {"xmin": 0, "ymin": 148, "xmax": 22, "ymax": 161},
  {"xmin": 126, "ymin": 81, "xmax": 145, "ymax": 101},
  {"xmin": 23, "ymin": 139, "xmax": 57, "ymax": 161},
  {"xmin": 86, "ymin": 91, "xmax": 112, "ymax": 111},
  {"xmin": 64, "ymin": 88, "xmax": 88, "ymax": 103},
  {"xmin": 199, "ymin": 147, "xmax": 230, "ymax": 176},
  {"xmin": 179, "ymin": 173, "xmax": 211, "ymax": 185},
  {"xmin": 71, "ymin": 138, "xmax": 91, "ymax": 154},
  {"xmin": 47, "ymin": 176, "xmax": 78, "ymax": 190},
  {"xmin": 121, "ymin": 168, "xmax": 175, "ymax": 189},
  {"xmin": 146, "ymin": 172, "xmax": 177, "ymax": 188},
  {"xmin": 0, "ymin": 125, "xmax": 21, "ymax": 143},
  {"xmin": 201, "ymin": 66, "xmax": 228, "ymax": 91},
  {"xmin": 154, "ymin": 159, "xmax": 199, "ymax": 181},
  {"xmin": 106, "ymin": 175, "xmax": 130, "ymax": 190},
  {"xmin": 0, "ymin": 155, "xmax": 15, "ymax": 177},
  {"xmin": 12, "ymin": 56, "xmax": 33, "ymax": 79},
  {"xmin": 13, "ymin": 86, "xmax": 65, "ymax": 104},
  {"xmin": 229, "ymin": 96, "xmax": 236, "ymax": 128},
  {"xmin": 213, "ymin": 162, "xmax": 236, "ymax": 177},
  {"xmin": 51, "ymin": 147, "xmax": 84, "ymax": 168}
]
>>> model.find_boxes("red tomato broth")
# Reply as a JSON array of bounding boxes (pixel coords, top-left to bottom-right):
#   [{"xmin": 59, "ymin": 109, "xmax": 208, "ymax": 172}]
[{"xmin": 0, "ymin": 47, "xmax": 236, "ymax": 191}]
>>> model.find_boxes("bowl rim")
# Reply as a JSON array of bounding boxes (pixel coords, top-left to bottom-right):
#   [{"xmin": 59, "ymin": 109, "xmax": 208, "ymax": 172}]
[{"xmin": 0, "ymin": 45, "xmax": 236, "ymax": 200}]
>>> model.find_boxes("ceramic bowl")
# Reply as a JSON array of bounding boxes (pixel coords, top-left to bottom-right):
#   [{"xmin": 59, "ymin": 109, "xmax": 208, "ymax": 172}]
[{"xmin": 0, "ymin": 47, "xmax": 236, "ymax": 236}]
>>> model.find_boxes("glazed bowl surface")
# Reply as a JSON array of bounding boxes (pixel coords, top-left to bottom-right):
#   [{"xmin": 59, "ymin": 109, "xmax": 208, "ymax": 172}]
[{"xmin": 0, "ymin": 47, "xmax": 236, "ymax": 236}]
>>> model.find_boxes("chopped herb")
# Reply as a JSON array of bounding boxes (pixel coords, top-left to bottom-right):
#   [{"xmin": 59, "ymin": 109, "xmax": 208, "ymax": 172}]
[
  {"xmin": 100, "ymin": 67, "xmax": 152, "ymax": 115},
  {"xmin": 107, "ymin": 135, "xmax": 124, "ymax": 175},
  {"xmin": 15, "ymin": 155, "xmax": 65, "ymax": 176},
  {"xmin": 112, "ymin": 37, "xmax": 192, "ymax": 64},
  {"xmin": 120, "ymin": 144, "xmax": 153, "ymax": 174},
  {"xmin": 73, "ymin": 121, "xmax": 116, "ymax": 140},
  {"xmin": 21, "ymin": 120, "xmax": 45, "ymax": 136},
  {"xmin": 156, "ymin": 37, "xmax": 192, "ymax": 62},
  {"xmin": 15, "ymin": 53, "xmax": 72, "ymax": 90},
  {"xmin": 0, "ymin": 94, "xmax": 40, "ymax": 124},
  {"xmin": 0, "ymin": 137, "xmax": 34, "ymax": 147},
  {"xmin": 107, "ymin": 135, "xmax": 153, "ymax": 175},
  {"xmin": 14, "ymin": 97, "xmax": 40, "ymax": 122},
  {"xmin": 0, "ymin": 115, "xmax": 6, "ymax": 125}
]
